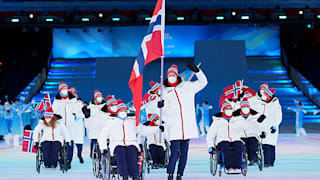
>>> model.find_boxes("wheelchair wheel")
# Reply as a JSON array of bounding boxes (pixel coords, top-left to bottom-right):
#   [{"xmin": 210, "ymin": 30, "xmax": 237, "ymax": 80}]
[
  {"xmin": 36, "ymin": 147, "xmax": 41, "ymax": 174},
  {"xmin": 241, "ymin": 145, "xmax": 248, "ymax": 176},
  {"xmin": 101, "ymin": 151, "xmax": 111, "ymax": 180},
  {"xmin": 138, "ymin": 152, "xmax": 146, "ymax": 180},
  {"xmin": 257, "ymin": 143, "xmax": 264, "ymax": 171},
  {"xmin": 164, "ymin": 141, "xmax": 170, "ymax": 166},
  {"xmin": 209, "ymin": 153, "xmax": 218, "ymax": 176},
  {"xmin": 92, "ymin": 143, "xmax": 101, "ymax": 177},
  {"xmin": 60, "ymin": 146, "xmax": 68, "ymax": 173}
]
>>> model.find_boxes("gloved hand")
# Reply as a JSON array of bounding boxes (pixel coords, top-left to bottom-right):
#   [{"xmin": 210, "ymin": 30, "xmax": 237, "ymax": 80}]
[
  {"xmin": 157, "ymin": 100, "xmax": 164, "ymax": 108},
  {"xmin": 65, "ymin": 142, "xmax": 71, "ymax": 148},
  {"xmin": 143, "ymin": 121, "xmax": 150, "ymax": 126},
  {"xmin": 103, "ymin": 150, "xmax": 108, "ymax": 155},
  {"xmin": 270, "ymin": 126, "xmax": 277, "ymax": 134},
  {"xmin": 33, "ymin": 142, "xmax": 39, "ymax": 149},
  {"xmin": 260, "ymin": 131, "xmax": 266, "ymax": 139},
  {"xmin": 257, "ymin": 114, "xmax": 266, "ymax": 123},
  {"xmin": 208, "ymin": 147, "xmax": 216, "ymax": 154},
  {"xmin": 186, "ymin": 61, "xmax": 200, "ymax": 73},
  {"xmin": 159, "ymin": 125, "xmax": 165, "ymax": 132},
  {"xmin": 82, "ymin": 106, "xmax": 90, "ymax": 118}
]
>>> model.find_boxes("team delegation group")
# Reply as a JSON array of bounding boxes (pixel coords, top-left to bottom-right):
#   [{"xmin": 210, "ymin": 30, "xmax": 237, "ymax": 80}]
[{"xmin": 30, "ymin": 61, "xmax": 282, "ymax": 180}]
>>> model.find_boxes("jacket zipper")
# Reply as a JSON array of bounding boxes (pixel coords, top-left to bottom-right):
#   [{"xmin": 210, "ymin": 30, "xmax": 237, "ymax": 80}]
[
  {"xmin": 52, "ymin": 128, "xmax": 54, "ymax": 140},
  {"xmin": 174, "ymin": 89, "xmax": 185, "ymax": 140},
  {"xmin": 65, "ymin": 107, "xmax": 67, "ymax": 126},
  {"xmin": 123, "ymin": 122, "xmax": 126, "ymax": 145},
  {"xmin": 228, "ymin": 123, "xmax": 232, "ymax": 142}
]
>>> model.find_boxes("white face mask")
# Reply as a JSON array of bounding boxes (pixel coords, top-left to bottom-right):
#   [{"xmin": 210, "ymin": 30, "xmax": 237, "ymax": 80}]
[
  {"xmin": 109, "ymin": 105, "xmax": 117, "ymax": 113},
  {"xmin": 118, "ymin": 111, "xmax": 127, "ymax": 119},
  {"xmin": 241, "ymin": 107, "xmax": 250, "ymax": 114},
  {"xmin": 260, "ymin": 90, "xmax": 265, "ymax": 96},
  {"xmin": 168, "ymin": 76, "xmax": 177, "ymax": 84},
  {"xmin": 261, "ymin": 95, "xmax": 267, "ymax": 101},
  {"xmin": 60, "ymin": 89, "xmax": 68, "ymax": 96},
  {"xmin": 224, "ymin": 110, "xmax": 233, "ymax": 116},
  {"xmin": 96, "ymin": 96, "xmax": 103, "ymax": 103},
  {"xmin": 45, "ymin": 118, "xmax": 51, "ymax": 123}
]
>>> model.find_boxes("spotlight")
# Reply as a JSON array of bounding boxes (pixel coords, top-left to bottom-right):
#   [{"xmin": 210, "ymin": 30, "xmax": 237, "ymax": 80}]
[
  {"xmin": 11, "ymin": 18, "xmax": 20, "ymax": 23},
  {"xmin": 98, "ymin": 13, "xmax": 103, "ymax": 18},
  {"xmin": 232, "ymin": 11, "xmax": 236, "ymax": 16},
  {"xmin": 241, "ymin": 16, "xmax": 250, "ymax": 20},
  {"xmin": 307, "ymin": 24, "xmax": 312, "ymax": 28},
  {"xmin": 29, "ymin": 13, "xmax": 34, "ymax": 19},
  {"xmin": 81, "ymin": 17, "xmax": 90, "ymax": 22},
  {"xmin": 278, "ymin": 15, "xmax": 287, "ymax": 20},
  {"xmin": 317, "ymin": 14, "xmax": 320, "ymax": 19},
  {"xmin": 45, "ymin": 18, "xmax": 54, "ymax": 22},
  {"xmin": 177, "ymin": 17, "xmax": 184, "ymax": 21},
  {"xmin": 216, "ymin": 16, "xmax": 225, "ymax": 20},
  {"xmin": 145, "ymin": 17, "xmax": 152, "ymax": 21},
  {"xmin": 112, "ymin": 17, "xmax": 120, "ymax": 21},
  {"xmin": 299, "ymin": 10, "xmax": 304, "ymax": 15}
]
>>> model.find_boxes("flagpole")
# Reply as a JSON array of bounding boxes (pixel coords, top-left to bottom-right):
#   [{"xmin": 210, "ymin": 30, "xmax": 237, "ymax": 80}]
[{"xmin": 159, "ymin": 0, "xmax": 165, "ymax": 143}]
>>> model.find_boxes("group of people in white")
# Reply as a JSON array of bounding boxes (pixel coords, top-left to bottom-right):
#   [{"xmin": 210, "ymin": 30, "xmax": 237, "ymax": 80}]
[
  {"xmin": 207, "ymin": 81, "xmax": 282, "ymax": 174},
  {"xmin": 28, "ymin": 61, "xmax": 287, "ymax": 180}
]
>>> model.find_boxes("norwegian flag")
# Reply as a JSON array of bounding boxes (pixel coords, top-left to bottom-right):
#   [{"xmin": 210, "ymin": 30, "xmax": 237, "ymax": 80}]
[
  {"xmin": 129, "ymin": 0, "xmax": 165, "ymax": 126},
  {"xmin": 34, "ymin": 94, "xmax": 51, "ymax": 115},
  {"xmin": 22, "ymin": 130, "xmax": 37, "ymax": 153},
  {"xmin": 223, "ymin": 80, "xmax": 243, "ymax": 100}
]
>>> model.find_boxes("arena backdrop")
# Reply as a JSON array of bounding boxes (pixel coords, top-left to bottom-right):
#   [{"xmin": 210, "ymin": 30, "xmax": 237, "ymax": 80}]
[{"xmin": 52, "ymin": 24, "xmax": 280, "ymax": 58}]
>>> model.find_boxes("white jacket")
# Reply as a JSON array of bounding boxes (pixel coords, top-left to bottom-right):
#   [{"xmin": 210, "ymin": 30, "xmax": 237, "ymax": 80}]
[
  {"xmin": 84, "ymin": 101, "xmax": 106, "ymax": 139},
  {"xmin": 233, "ymin": 109, "xmax": 262, "ymax": 138},
  {"xmin": 141, "ymin": 94, "xmax": 160, "ymax": 116},
  {"xmin": 33, "ymin": 119, "xmax": 70, "ymax": 144},
  {"xmin": 52, "ymin": 93, "xmax": 79, "ymax": 129},
  {"xmin": 69, "ymin": 99, "xmax": 85, "ymax": 144},
  {"xmin": 98, "ymin": 116, "xmax": 159, "ymax": 156},
  {"xmin": 249, "ymin": 95, "xmax": 282, "ymax": 146},
  {"xmin": 206, "ymin": 114, "xmax": 246, "ymax": 147},
  {"xmin": 146, "ymin": 123, "xmax": 168, "ymax": 150},
  {"xmin": 163, "ymin": 70, "xmax": 208, "ymax": 141}
]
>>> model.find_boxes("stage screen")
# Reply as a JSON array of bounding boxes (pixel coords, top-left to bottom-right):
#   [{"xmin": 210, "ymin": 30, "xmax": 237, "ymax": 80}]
[{"xmin": 53, "ymin": 24, "xmax": 280, "ymax": 58}]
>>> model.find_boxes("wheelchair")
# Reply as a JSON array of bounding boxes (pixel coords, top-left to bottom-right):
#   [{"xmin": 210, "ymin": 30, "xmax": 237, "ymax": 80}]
[
  {"xmin": 144, "ymin": 139, "xmax": 170, "ymax": 173},
  {"xmin": 94, "ymin": 141, "xmax": 146, "ymax": 180},
  {"xmin": 242, "ymin": 137, "xmax": 264, "ymax": 171},
  {"xmin": 209, "ymin": 143, "xmax": 248, "ymax": 177},
  {"xmin": 92, "ymin": 142, "xmax": 103, "ymax": 178},
  {"xmin": 36, "ymin": 141, "xmax": 68, "ymax": 174}
]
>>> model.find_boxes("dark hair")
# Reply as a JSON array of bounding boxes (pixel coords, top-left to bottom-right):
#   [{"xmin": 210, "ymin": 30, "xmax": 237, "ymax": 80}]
[
  {"xmin": 203, "ymin": 101, "xmax": 208, "ymax": 104},
  {"xmin": 298, "ymin": 102, "xmax": 302, "ymax": 106}
]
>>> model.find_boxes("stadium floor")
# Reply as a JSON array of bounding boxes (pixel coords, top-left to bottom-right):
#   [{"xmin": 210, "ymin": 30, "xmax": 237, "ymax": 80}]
[{"xmin": 0, "ymin": 134, "xmax": 320, "ymax": 180}]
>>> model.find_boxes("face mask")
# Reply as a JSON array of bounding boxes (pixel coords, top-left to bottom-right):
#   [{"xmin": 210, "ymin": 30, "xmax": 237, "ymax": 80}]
[
  {"xmin": 45, "ymin": 118, "xmax": 51, "ymax": 123},
  {"xmin": 224, "ymin": 110, "xmax": 233, "ymax": 116},
  {"xmin": 109, "ymin": 105, "xmax": 117, "ymax": 113},
  {"xmin": 260, "ymin": 90, "xmax": 265, "ymax": 96},
  {"xmin": 261, "ymin": 95, "xmax": 267, "ymax": 101},
  {"xmin": 241, "ymin": 107, "xmax": 250, "ymax": 114},
  {"xmin": 118, "ymin": 112, "xmax": 127, "ymax": 120},
  {"xmin": 60, "ymin": 89, "xmax": 68, "ymax": 96},
  {"xmin": 168, "ymin": 76, "xmax": 177, "ymax": 84},
  {"xmin": 96, "ymin": 97, "xmax": 103, "ymax": 103}
]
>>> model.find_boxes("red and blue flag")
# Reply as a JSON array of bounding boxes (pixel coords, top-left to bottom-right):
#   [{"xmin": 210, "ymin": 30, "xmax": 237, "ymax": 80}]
[{"xmin": 129, "ymin": 0, "xmax": 165, "ymax": 125}]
